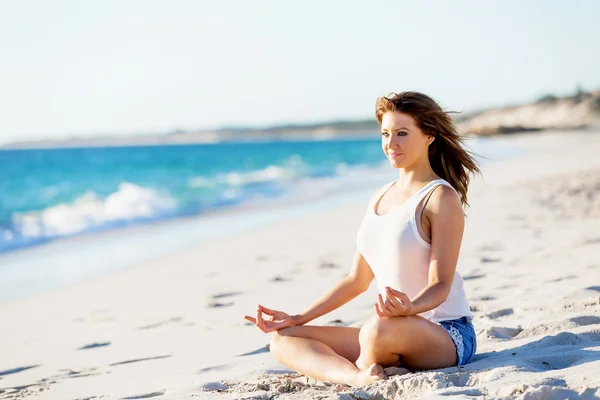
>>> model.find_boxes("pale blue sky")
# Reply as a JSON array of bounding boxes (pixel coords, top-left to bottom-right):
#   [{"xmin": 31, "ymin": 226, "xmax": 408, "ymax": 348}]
[{"xmin": 1, "ymin": 0, "xmax": 598, "ymax": 143}]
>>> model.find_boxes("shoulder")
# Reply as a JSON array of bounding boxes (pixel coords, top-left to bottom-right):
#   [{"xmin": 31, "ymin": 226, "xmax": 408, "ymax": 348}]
[{"xmin": 426, "ymin": 183, "xmax": 463, "ymax": 217}]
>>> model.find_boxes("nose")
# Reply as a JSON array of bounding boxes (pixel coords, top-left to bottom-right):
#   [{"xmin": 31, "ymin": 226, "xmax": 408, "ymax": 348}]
[{"xmin": 387, "ymin": 134, "xmax": 401, "ymax": 148}]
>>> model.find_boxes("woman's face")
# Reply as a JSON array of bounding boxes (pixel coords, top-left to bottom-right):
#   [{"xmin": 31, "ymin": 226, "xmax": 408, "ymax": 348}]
[{"xmin": 380, "ymin": 111, "xmax": 432, "ymax": 169}]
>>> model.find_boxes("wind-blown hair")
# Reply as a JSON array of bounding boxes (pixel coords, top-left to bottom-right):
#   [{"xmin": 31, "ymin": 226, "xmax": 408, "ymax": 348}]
[{"xmin": 376, "ymin": 91, "xmax": 481, "ymax": 209}]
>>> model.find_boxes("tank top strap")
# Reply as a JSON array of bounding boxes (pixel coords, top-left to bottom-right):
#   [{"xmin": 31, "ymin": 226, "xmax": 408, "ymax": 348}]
[
  {"xmin": 371, "ymin": 180, "xmax": 396, "ymax": 207},
  {"xmin": 412, "ymin": 179, "xmax": 456, "ymax": 208}
]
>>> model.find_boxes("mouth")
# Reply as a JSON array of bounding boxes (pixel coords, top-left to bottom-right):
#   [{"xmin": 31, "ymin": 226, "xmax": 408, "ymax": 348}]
[{"xmin": 388, "ymin": 152, "xmax": 403, "ymax": 157}]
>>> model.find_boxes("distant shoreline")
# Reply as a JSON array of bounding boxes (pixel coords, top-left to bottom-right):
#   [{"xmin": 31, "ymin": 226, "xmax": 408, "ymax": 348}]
[
  {"xmin": 0, "ymin": 128, "xmax": 378, "ymax": 150},
  {"xmin": 3, "ymin": 90, "xmax": 598, "ymax": 150}
]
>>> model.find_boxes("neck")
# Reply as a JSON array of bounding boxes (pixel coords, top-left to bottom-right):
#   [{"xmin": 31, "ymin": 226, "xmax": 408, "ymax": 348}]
[{"xmin": 396, "ymin": 158, "xmax": 438, "ymax": 189}]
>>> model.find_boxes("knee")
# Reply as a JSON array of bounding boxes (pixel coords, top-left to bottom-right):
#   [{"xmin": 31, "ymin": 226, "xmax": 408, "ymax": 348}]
[
  {"xmin": 270, "ymin": 330, "xmax": 284, "ymax": 355},
  {"xmin": 359, "ymin": 315, "xmax": 394, "ymax": 347},
  {"xmin": 269, "ymin": 327, "xmax": 295, "ymax": 356}
]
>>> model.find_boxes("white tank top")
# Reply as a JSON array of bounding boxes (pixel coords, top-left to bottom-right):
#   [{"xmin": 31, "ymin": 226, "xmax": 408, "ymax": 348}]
[{"xmin": 356, "ymin": 178, "xmax": 473, "ymax": 323}]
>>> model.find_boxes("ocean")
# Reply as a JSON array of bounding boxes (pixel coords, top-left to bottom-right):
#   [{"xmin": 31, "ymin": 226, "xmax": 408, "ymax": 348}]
[{"xmin": 0, "ymin": 135, "xmax": 525, "ymax": 300}]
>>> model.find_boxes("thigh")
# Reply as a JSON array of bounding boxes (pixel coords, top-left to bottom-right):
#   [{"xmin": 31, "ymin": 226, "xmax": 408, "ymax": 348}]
[
  {"xmin": 365, "ymin": 315, "xmax": 458, "ymax": 370},
  {"xmin": 277, "ymin": 325, "xmax": 361, "ymax": 363}
]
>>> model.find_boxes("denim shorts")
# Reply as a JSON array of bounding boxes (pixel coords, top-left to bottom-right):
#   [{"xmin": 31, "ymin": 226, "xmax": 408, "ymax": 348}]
[{"xmin": 436, "ymin": 316, "xmax": 477, "ymax": 366}]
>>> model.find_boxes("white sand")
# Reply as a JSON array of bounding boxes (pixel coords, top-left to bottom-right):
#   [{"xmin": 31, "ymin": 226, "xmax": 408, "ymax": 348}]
[{"xmin": 1, "ymin": 130, "xmax": 599, "ymax": 399}]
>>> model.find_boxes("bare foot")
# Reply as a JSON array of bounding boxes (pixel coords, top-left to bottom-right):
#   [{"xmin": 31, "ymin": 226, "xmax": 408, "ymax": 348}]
[
  {"xmin": 384, "ymin": 366, "xmax": 411, "ymax": 376},
  {"xmin": 351, "ymin": 363, "xmax": 388, "ymax": 386}
]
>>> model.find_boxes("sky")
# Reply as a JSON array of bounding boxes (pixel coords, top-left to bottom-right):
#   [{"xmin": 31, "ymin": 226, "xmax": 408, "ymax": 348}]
[{"xmin": 1, "ymin": 0, "xmax": 599, "ymax": 144}]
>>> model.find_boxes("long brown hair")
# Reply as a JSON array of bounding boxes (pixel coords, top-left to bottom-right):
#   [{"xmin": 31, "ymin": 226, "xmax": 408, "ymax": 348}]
[{"xmin": 375, "ymin": 91, "xmax": 481, "ymax": 209}]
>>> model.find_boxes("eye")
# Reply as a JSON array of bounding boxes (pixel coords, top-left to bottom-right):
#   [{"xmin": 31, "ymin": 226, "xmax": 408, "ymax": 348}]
[
  {"xmin": 381, "ymin": 132, "xmax": 389, "ymax": 137},
  {"xmin": 397, "ymin": 132, "xmax": 407, "ymax": 136}
]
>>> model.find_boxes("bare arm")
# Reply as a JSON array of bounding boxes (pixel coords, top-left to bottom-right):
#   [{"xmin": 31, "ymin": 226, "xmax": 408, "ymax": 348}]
[
  {"xmin": 409, "ymin": 185, "xmax": 465, "ymax": 315},
  {"xmin": 293, "ymin": 250, "xmax": 374, "ymax": 325}
]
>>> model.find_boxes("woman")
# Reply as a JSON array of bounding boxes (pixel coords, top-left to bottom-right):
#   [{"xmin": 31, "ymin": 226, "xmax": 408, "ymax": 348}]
[{"xmin": 244, "ymin": 91, "xmax": 481, "ymax": 387}]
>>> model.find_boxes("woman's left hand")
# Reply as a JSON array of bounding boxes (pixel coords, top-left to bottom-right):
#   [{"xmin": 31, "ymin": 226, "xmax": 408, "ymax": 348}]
[{"xmin": 375, "ymin": 286, "xmax": 414, "ymax": 317}]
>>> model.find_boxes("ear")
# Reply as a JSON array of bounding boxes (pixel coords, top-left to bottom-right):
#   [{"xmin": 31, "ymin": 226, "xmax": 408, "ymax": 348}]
[{"xmin": 428, "ymin": 136, "xmax": 435, "ymax": 146}]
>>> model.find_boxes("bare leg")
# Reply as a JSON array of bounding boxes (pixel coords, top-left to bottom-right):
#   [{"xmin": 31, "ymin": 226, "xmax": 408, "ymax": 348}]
[
  {"xmin": 355, "ymin": 314, "xmax": 457, "ymax": 371},
  {"xmin": 270, "ymin": 325, "xmax": 387, "ymax": 386}
]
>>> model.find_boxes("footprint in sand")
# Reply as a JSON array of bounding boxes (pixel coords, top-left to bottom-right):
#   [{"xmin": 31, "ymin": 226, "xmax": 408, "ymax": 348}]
[
  {"xmin": 480, "ymin": 257, "xmax": 502, "ymax": 263},
  {"xmin": 237, "ymin": 344, "xmax": 270, "ymax": 357},
  {"xmin": 206, "ymin": 301, "xmax": 234, "ymax": 308},
  {"xmin": 486, "ymin": 326, "xmax": 523, "ymax": 339},
  {"xmin": 205, "ymin": 291, "xmax": 242, "ymax": 308},
  {"xmin": 122, "ymin": 390, "xmax": 166, "ymax": 399},
  {"xmin": 138, "ymin": 317, "xmax": 183, "ymax": 330},
  {"xmin": 520, "ymin": 331, "xmax": 600, "ymax": 351},
  {"xmin": 109, "ymin": 355, "xmax": 171, "ymax": 367},
  {"xmin": 197, "ymin": 365, "xmax": 226, "ymax": 374},
  {"xmin": 201, "ymin": 382, "xmax": 229, "ymax": 391},
  {"xmin": 463, "ymin": 273, "xmax": 485, "ymax": 281},
  {"xmin": 486, "ymin": 308, "xmax": 514, "ymax": 319},
  {"xmin": 47, "ymin": 367, "xmax": 104, "ymax": 380},
  {"xmin": 211, "ymin": 291, "xmax": 242, "ymax": 299},
  {"xmin": 472, "ymin": 295, "xmax": 495, "ymax": 301},
  {"xmin": 319, "ymin": 261, "xmax": 339, "ymax": 269},
  {"xmin": 78, "ymin": 342, "xmax": 111, "ymax": 350},
  {"xmin": 524, "ymin": 354, "xmax": 585, "ymax": 371},
  {"xmin": 569, "ymin": 316, "xmax": 600, "ymax": 325},
  {"xmin": 545, "ymin": 275, "xmax": 577, "ymax": 283},
  {"xmin": 496, "ymin": 284, "xmax": 512, "ymax": 290},
  {"xmin": 515, "ymin": 316, "xmax": 600, "ymax": 339},
  {"xmin": 0, "ymin": 365, "xmax": 39, "ymax": 376},
  {"xmin": 584, "ymin": 237, "xmax": 600, "ymax": 245}
]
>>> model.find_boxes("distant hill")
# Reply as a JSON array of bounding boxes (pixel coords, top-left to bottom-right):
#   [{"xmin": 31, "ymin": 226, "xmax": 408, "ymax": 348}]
[
  {"xmin": 3, "ymin": 90, "xmax": 599, "ymax": 149},
  {"xmin": 455, "ymin": 89, "xmax": 600, "ymax": 136}
]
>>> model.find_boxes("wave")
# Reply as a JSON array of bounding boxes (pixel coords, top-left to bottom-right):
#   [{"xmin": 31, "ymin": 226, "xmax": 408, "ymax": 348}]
[
  {"xmin": 187, "ymin": 155, "xmax": 307, "ymax": 189},
  {"xmin": 0, "ymin": 157, "xmax": 391, "ymax": 254},
  {"xmin": 1, "ymin": 183, "xmax": 178, "ymax": 252}
]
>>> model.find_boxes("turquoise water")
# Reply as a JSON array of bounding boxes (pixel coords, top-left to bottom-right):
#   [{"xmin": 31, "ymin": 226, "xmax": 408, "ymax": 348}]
[{"xmin": 1, "ymin": 138, "xmax": 387, "ymax": 253}]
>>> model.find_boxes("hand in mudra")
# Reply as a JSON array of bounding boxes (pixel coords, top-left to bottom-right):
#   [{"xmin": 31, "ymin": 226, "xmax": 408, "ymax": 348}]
[
  {"xmin": 375, "ymin": 286, "xmax": 414, "ymax": 317},
  {"xmin": 244, "ymin": 305, "xmax": 296, "ymax": 333}
]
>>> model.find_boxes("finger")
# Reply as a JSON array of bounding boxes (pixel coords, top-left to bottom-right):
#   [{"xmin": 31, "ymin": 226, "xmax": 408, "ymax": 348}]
[
  {"xmin": 374, "ymin": 303, "xmax": 385, "ymax": 318},
  {"xmin": 261, "ymin": 320, "xmax": 275, "ymax": 333},
  {"xmin": 374, "ymin": 303, "xmax": 386, "ymax": 318},
  {"xmin": 378, "ymin": 294, "xmax": 392, "ymax": 315},
  {"xmin": 259, "ymin": 305, "xmax": 277, "ymax": 316},
  {"xmin": 385, "ymin": 295, "xmax": 399, "ymax": 310},
  {"xmin": 385, "ymin": 291, "xmax": 403, "ymax": 309},
  {"xmin": 244, "ymin": 316, "xmax": 257, "ymax": 324},
  {"xmin": 395, "ymin": 291, "xmax": 411, "ymax": 305},
  {"xmin": 386, "ymin": 287, "xmax": 407, "ymax": 303},
  {"xmin": 270, "ymin": 320, "xmax": 289, "ymax": 331},
  {"xmin": 257, "ymin": 308, "xmax": 265, "ymax": 329}
]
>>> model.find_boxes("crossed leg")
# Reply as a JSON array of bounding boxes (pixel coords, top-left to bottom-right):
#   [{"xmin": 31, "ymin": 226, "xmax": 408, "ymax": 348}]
[
  {"xmin": 355, "ymin": 314, "xmax": 457, "ymax": 371},
  {"xmin": 269, "ymin": 314, "xmax": 457, "ymax": 386}
]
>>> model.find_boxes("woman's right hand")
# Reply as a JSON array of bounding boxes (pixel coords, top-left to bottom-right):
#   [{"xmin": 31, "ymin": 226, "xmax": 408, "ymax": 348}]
[{"xmin": 244, "ymin": 304, "xmax": 297, "ymax": 333}]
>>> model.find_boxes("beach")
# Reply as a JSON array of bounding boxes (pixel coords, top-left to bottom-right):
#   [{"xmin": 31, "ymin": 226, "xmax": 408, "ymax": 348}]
[{"xmin": 1, "ymin": 130, "xmax": 599, "ymax": 399}]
